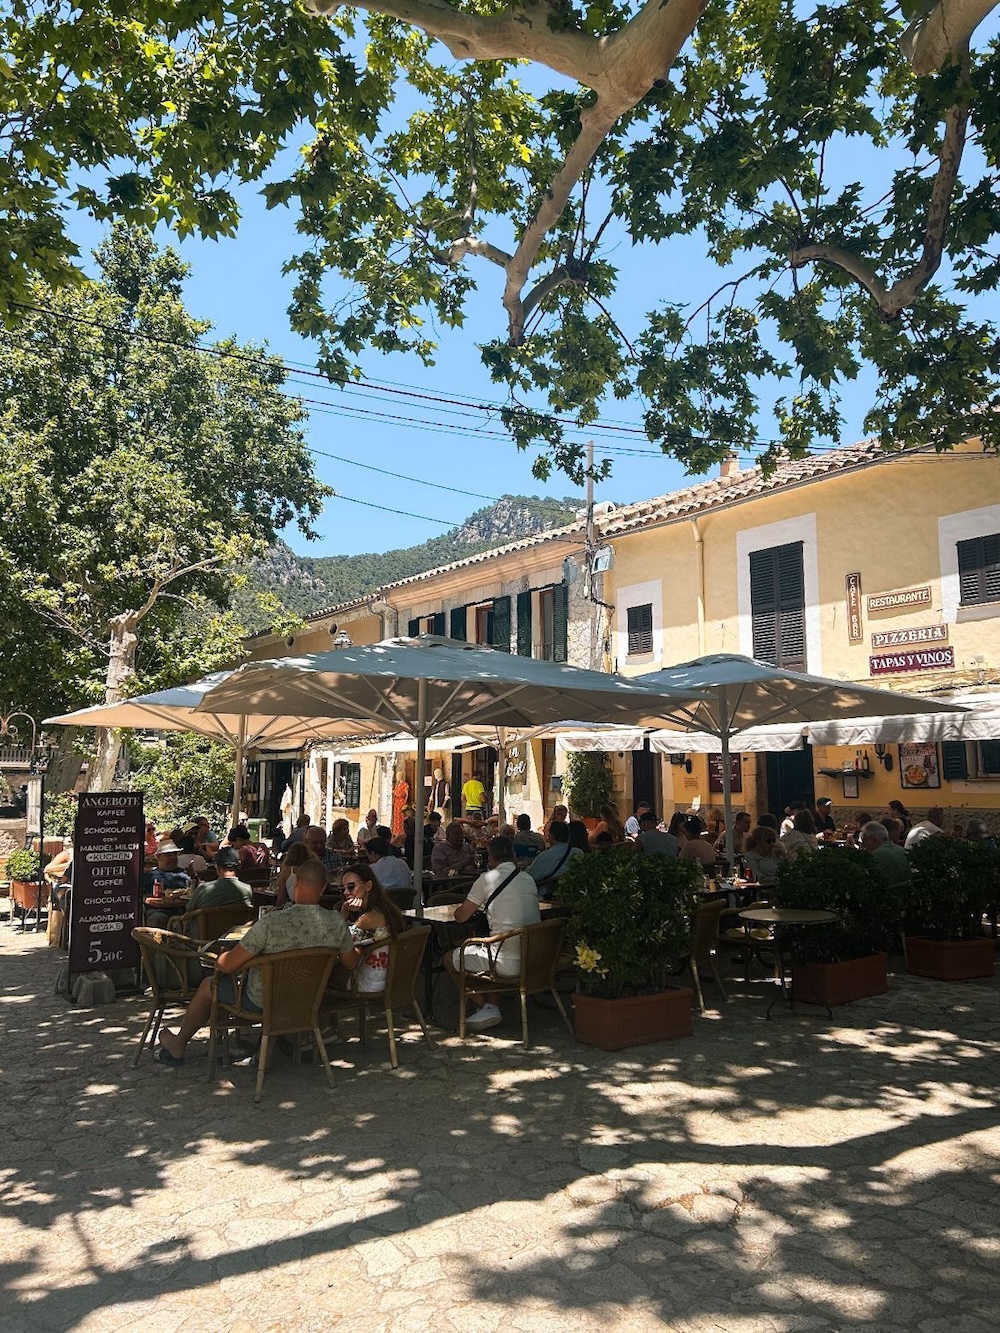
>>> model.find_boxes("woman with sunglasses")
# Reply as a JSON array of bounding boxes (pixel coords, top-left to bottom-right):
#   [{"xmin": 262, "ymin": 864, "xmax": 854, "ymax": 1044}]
[{"xmin": 335, "ymin": 864, "xmax": 406, "ymax": 993}]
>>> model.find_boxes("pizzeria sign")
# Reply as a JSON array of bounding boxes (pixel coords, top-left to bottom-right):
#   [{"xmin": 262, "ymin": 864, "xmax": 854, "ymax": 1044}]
[{"xmin": 870, "ymin": 647, "xmax": 955, "ymax": 676}]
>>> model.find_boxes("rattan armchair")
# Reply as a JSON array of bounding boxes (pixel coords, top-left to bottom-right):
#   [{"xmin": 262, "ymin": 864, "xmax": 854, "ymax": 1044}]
[
  {"xmin": 131, "ymin": 926, "xmax": 205, "ymax": 1066},
  {"xmin": 321, "ymin": 925, "xmax": 435, "ymax": 1068},
  {"xmin": 456, "ymin": 917, "xmax": 572, "ymax": 1048},
  {"xmin": 206, "ymin": 947, "xmax": 339, "ymax": 1103},
  {"xmin": 169, "ymin": 902, "xmax": 254, "ymax": 943}
]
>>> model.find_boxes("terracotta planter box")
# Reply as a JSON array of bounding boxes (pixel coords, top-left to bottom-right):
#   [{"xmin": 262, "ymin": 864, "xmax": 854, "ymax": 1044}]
[
  {"xmin": 791, "ymin": 953, "xmax": 888, "ymax": 1008},
  {"xmin": 573, "ymin": 987, "xmax": 693, "ymax": 1050},
  {"xmin": 905, "ymin": 935, "xmax": 995, "ymax": 981}
]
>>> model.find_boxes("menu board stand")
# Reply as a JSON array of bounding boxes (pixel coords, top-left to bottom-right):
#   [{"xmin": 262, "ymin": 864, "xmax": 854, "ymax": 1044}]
[{"xmin": 68, "ymin": 792, "xmax": 144, "ymax": 995}]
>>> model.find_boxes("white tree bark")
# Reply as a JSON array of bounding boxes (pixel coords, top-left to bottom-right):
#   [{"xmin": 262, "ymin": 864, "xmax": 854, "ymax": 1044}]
[{"xmin": 903, "ymin": 0, "xmax": 998, "ymax": 75}]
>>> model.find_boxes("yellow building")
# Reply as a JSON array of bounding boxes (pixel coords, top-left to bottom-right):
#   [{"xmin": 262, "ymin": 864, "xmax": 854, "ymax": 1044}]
[
  {"xmin": 602, "ymin": 438, "xmax": 1000, "ymax": 831},
  {"xmin": 243, "ymin": 438, "xmax": 1000, "ymax": 838}
]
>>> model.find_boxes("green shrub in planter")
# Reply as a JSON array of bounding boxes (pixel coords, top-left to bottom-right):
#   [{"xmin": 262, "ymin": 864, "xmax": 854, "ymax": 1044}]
[
  {"xmin": 772, "ymin": 848, "xmax": 907, "ymax": 963},
  {"xmin": 562, "ymin": 752, "xmax": 615, "ymax": 820},
  {"xmin": 905, "ymin": 837, "xmax": 999, "ymax": 940},
  {"xmin": 4, "ymin": 849, "xmax": 41, "ymax": 882},
  {"xmin": 44, "ymin": 791, "xmax": 79, "ymax": 839},
  {"xmin": 556, "ymin": 848, "xmax": 702, "ymax": 998}
]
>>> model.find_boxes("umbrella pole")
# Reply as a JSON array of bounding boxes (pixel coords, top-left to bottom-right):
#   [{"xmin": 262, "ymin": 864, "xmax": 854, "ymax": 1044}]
[
  {"xmin": 496, "ymin": 727, "xmax": 506, "ymax": 824},
  {"xmin": 231, "ymin": 716, "xmax": 247, "ymax": 833},
  {"xmin": 719, "ymin": 686, "xmax": 735, "ymax": 874},
  {"xmin": 413, "ymin": 678, "xmax": 427, "ymax": 919}
]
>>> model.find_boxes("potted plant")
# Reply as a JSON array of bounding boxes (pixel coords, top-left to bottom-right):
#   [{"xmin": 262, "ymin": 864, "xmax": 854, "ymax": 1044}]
[
  {"xmin": 562, "ymin": 752, "xmax": 615, "ymax": 830},
  {"xmin": 4, "ymin": 848, "xmax": 47, "ymax": 923},
  {"xmin": 556, "ymin": 849, "xmax": 701, "ymax": 1049},
  {"xmin": 771, "ymin": 849, "xmax": 905, "ymax": 1006},
  {"xmin": 904, "ymin": 837, "xmax": 998, "ymax": 981}
]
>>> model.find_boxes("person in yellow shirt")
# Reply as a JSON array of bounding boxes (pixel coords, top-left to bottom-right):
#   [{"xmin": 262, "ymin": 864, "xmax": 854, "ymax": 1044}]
[{"xmin": 462, "ymin": 772, "xmax": 486, "ymax": 817}]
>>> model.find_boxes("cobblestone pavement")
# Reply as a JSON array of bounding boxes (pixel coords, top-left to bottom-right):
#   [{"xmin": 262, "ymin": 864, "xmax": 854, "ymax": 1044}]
[{"xmin": 2, "ymin": 927, "xmax": 1000, "ymax": 1333}]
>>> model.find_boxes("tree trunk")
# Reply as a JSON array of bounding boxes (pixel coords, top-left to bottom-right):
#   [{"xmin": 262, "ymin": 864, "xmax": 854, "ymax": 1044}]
[
  {"xmin": 88, "ymin": 611, "xmax": 139, "ymax": 792},
  {"xmin": 45, "ymin": 728, "xmax": 85, "ymax": 795}
]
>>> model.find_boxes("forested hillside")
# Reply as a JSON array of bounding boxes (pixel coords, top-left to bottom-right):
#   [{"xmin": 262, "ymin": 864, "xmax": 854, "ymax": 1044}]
[{"xmin": 246, "ymin": 493, "xmax": 583, "ymax": 619}]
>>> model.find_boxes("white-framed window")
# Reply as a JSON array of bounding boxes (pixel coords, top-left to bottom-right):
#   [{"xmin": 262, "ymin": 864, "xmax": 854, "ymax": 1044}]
[
  {"xmin": 939, "ymin": 502, "xmax": 1000, "ymax": 623},
  {"xmin": 615, "ymin": 580, "xmax": 663, "ymax": 663},
  {"xmin": 737, "ymin": 513, "xmax": 820, "ymax": 672}
]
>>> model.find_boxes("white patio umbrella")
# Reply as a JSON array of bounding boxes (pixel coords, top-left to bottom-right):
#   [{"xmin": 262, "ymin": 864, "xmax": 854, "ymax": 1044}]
[
  {"xmin": 636, "ymin": 654, "xmax": 964, "ymax": 870},
  {"xmin": 194, "ymin": 636, "xmax": 710, "ymax": 907},
  {"xmin": 45, "ymin": 672, "xmax": 378, "ymax": 829}
]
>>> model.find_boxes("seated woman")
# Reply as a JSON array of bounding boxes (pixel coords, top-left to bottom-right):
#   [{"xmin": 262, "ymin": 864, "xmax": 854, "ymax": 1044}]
[
  {"xmin": 276, "ymin": 842, "xmax": 319, "ymax": 907},
  {"xmin": 679, "ymin": 816, "xmax": 717, "ymax": 868},
  {"xmin": 327, "ymin": 818, "xmax": 355, "ymax": 857},
  {"xmin": 742, "ymin": 826, "xmax": 787, "ymax": 887},
  {"xmin": 332, "ymin": 864, "xmax": 406, "ymax": 993},
  {"xmin": 566, "ymin": 820, "xmax": 592, "ymax": 855},
  {"xmin": 779, "ymin": 808, "xmax": 820, "ymax": 860},
  {"xmin": 589, "ymin": 804, "xmax": 626, "ymax": 848}
]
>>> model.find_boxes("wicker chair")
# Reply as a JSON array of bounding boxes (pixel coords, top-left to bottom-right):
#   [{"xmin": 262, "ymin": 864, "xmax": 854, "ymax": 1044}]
[
  {"xmin": 131, "ymin": 926, "xmax": 205, "ymax": 1066},
  {"xmin": 721, "ymin": 899, "xmax": 778, "ymax": 982},
  {"xmin": 206, "ymin": 948, "xmax": 339, "ymax": 1103},
  {"xmin": 169, "ymin": 902, "xmax": 254, "ymax": 943},
  {"xmin": 321, "ymin": 925, "xmax": 435, "ymax": 1068},
  {"xmin": 456, "ymin": 917, "xmax": 572, "ymax": 1048},
  {"xmin": 686, "ymin": 899, "xmax": 729, "ymax": 1012}
]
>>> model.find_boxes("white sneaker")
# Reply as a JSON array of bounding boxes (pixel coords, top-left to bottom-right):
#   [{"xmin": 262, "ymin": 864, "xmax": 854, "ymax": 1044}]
[{"xmin": 466, "ymin": 1003, "xmax": 503, "ymax": 1029}]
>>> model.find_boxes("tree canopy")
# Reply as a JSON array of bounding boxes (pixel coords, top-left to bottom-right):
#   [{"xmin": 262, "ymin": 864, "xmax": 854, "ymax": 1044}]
[
  {"xmin": 3, "ymin": 0, "xmax": 999, "ymax": 480},
  {"xmin": 0, "ymin": 225, "xmax": 326, "ymax": 780}
]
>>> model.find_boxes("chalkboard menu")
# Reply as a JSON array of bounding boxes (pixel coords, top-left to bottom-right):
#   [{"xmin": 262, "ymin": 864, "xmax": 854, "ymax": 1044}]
[
  {"xmin": 708, "ymin": 754, "xmax": 742, "ymax": 794},
  {"xmin": 68, "ymin": 792, "xmax": 144, "ymax": 975}
]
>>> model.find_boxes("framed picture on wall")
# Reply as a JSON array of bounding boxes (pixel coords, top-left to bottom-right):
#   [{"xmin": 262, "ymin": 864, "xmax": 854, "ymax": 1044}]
[
  {"xmin": 842, "ymin": 772, "xmax": 859, "ymax": 800},
  {"xmin": 898, "ymin": 742, "xmax": 941, "ymax": 789}
]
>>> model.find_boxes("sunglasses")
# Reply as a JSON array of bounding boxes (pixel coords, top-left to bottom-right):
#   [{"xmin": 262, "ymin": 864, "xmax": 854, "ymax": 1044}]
[{"xmin": 342, "ymin": 879, "xmax": 365, "ymax": 893}]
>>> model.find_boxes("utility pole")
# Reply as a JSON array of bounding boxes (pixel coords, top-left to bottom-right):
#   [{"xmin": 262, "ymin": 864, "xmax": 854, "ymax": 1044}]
[{"xmin": 584, "ymin": 440, "xmax": 595, "ymax": 601}]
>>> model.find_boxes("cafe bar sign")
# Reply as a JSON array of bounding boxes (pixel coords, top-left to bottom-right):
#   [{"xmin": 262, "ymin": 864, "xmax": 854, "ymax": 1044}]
[
  {"xmin": 867, "ymin": 586, "xmax": 932, "ymax": 613},
  {"xmin": 870, "ymin": 646, "xmax": 955, "ymax": 676},
  {"xmin": 845, "ymin": 572, "xmax": 864, "ymax": 644}
]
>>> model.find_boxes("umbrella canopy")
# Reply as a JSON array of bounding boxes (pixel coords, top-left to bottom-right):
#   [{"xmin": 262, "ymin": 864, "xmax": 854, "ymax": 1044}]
[
  {"xmin": 808, "ymin": 691, "xmax": 1000, "ymax": 746},
  {"xmin": 45, "ymin": 672, "xmax": 377, "ymax": 828},
  {"xmin": 637, "ymin": 654, "xmax": 963, "ymax": 867},
  {"xmin": 195, "ymin": 636, "xmax": 710, "ymax": 905}
]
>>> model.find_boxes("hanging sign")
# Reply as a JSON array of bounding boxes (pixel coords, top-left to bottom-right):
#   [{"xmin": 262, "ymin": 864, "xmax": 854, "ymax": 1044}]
[
  {"xmin": 871, "ymin": 624, "xmax": 948, "ymax": 649},
  {"xmin": 708, "ymin": 754, "xmax": 742, "ymax": 793},
  {"xmin": 68, "ymin": 792, "xmax": 144, "ymax": 975},
  {"xmin": 867, "ymin": 586, "xmax": 932, "ymax": 613},
  {"xmin": 869, "ymin": 647, "xmax": 955, "ymax": 676},
  {"xmin": 845, "ymin": 572, "xmax": 864, "ymax": 644}
]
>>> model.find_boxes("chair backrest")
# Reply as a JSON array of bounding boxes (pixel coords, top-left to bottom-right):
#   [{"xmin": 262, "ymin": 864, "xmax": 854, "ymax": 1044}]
[
  {"xmin": 691, "ymin": 900, "xmax": 726, "ymax": 966},
  {"xmin": 255, "ymin": 948, "xmax": 339, "ymax": 1036},
  {"xmin": 519, "ymin": 917, "xmax": 566, "ymax": 990},
  {"xmin": 132, "ymin": 925, "xmax": 202, "ymax": 1000},
  {"xmin": 386, "ymin": 886, "xmax": 417, "ymax": 911},
  {"xmin": 383, "ymin": 925, "xmax": 430, "ymax": 1008},
  {"xmin": 182, "ymin": 903, "xmax": 255, "ymax": 942}
]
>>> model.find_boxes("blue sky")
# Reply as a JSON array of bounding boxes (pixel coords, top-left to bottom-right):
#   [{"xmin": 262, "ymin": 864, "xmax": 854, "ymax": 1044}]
[{"xmin": 66, "ymin": 17, "xmax": 999, "ymax": 559}]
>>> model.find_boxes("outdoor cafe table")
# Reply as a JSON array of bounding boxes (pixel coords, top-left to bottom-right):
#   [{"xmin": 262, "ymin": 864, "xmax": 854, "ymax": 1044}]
[{"xmin": 739, "ymin": 907, "xmax": 839, "ymax": 1019}]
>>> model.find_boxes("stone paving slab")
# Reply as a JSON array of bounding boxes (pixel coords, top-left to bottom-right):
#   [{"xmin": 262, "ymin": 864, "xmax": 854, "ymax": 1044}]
[{"xmin": 2, "ymin": 928, "xmax": 1000, "ymax": 1332}]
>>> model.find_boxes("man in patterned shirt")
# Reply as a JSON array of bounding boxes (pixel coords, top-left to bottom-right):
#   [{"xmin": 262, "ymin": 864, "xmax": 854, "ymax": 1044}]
[{"xmin": 155, "ymin": 859, "xmax": 355, "ymax": 1065}]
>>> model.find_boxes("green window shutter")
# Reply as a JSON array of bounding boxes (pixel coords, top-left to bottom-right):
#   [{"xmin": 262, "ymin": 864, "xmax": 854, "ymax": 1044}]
[
  {"xmin": 941, "ymin": 741, "xmax": 969, "ymax": 780},
  {"xmin": 343, "ymin": 764, "xmax": 361, "ymax": 808},
  {"xmin": 407, "ymin": 618, "xmax": 420, "ymax": 636},
  {"xmin": 431, "ymin": 612, "xmax": 446, "ymax": 636},
  {"xmin": 491, "ymin": 596, "xmax": 512, "ymax": 651},
  {"xmin": 958, "ymin": 533, "xmax": 1000, "ymax": 606},
  {"xmin": 750, "ymin": 542, "xmax": 805, "ymax": 670},
  {"xmin": 449, "ymin": 605, "xmax": 467, "ymax": 641},
  {"xmin": 516, "ymin": 590, "xmax": 532, "ymax": 656},
  {"xmin": 626, "ymin": 603, "xmax": 653, "ymax": 654},
  {"xmin": 553, "ymin": 584, "xmax": 569, "ymax": 662}
]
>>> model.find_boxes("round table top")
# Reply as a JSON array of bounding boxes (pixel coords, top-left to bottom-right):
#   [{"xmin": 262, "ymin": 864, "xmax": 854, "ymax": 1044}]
[{"xmin": 740, "ymin": 907, "xmax": 839, "ymax": 926}]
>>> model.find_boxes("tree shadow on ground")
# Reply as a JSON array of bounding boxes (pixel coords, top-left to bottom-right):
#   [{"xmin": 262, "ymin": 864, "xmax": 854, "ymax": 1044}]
[{"xmin": 3, "ymin": 935, "xmax": 999, "ymax": 1330}]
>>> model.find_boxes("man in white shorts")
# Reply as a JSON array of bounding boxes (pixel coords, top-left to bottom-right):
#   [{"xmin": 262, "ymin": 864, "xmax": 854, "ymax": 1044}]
[{"xmin": 444, "ymin": 835, "xmax": 540, "ymax": 1029}]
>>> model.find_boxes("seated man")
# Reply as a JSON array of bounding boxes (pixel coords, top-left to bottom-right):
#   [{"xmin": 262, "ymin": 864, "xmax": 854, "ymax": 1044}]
[
  {"xmin": 304, "ymin": 824, "xmax": 342, "ymax": 877},
  {"xmin": 183, "ymin": 847, "xmax": 252, "ymax": 918},
  {"xmin": 636, "ymin": 811, "xmax": 679, "ymax": 858},
  {"xmin": 526, "ymin": 820, "xmax": 581, "ymax": 893},
  {"xmin": 156, "ymin": 859, "xmax": 357, "ymax": 1065},
  {"xmin": 624, "ymin": 801, "xmax": 652, "ymax": 840},
  {"xmin": 443, "ymin": 835, "xmax": 541, "ymax": 1030},
  {"xmin": 143, "ymin": 840, "xmax": 191, "ymax": 894},
  {"xmin": 366, "ymin": 838, "xmax": 413, "ymax": 890},
  {"xmin": 860, "ymin": 820, "xmax": 912, "ymax": 887},
  {"xmin": 431, "ymin": 821, "xmax": 478, "ymax": 878},
  {"xmin": 512, "ymin": 813, "xmax": 545, "ymax": 859}
]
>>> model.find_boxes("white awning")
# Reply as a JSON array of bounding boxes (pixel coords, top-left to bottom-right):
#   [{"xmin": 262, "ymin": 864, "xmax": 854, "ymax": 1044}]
[
  {"xmin": 808, "ymin": 692, "xmax": 1000, "ymax": 746},
  {"xmin": 649, "ymin": 723, "xmax": 808, "ymax": 754},
  {"xmin": 555, "ymin": 730, "xmax": 646, "ymax": 753}
]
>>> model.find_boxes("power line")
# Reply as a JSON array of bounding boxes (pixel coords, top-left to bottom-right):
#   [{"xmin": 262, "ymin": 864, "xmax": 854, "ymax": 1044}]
[
  {"xmin": 332, "ymin": 492, "xmax": 459, "ymax": 525},
  {"xmin": 309, "ymin": 442, "xmax": 498, "ymax": 501}
]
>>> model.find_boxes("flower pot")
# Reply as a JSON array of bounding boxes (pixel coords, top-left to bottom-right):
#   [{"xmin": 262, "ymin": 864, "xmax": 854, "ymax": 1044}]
[
  {"xmin": 791, "ymin": 953, "xmax": 888, "ymax": 1007},
  {"xmin": 905, "ymin": 935, "xmax": 995, "ymax": 981},
  {"xmin": 573, "ymin": 987, "xmax": 693, "ymax": 1050}
]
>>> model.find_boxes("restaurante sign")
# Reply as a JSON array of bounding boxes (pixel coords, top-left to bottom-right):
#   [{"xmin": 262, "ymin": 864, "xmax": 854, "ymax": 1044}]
[
  {"xmin": 68, "ymin": 791, "xmax": 143, "ymax": 977},
  {"xmin": 867, "ymin": 586, "xmax": 932, "ymax": 613},
  {"xmin": 869, "ymin": 647, "xmax": 955, "ymax": 676}
]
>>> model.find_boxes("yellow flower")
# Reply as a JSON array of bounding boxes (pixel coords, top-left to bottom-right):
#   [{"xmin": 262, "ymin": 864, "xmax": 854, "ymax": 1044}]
[{"xmin": 575, "ymin": 943, "xmax": 608, "ymax": 976}]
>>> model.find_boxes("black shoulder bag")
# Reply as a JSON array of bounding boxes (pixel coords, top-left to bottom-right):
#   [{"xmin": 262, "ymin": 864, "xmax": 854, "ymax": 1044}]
[{"xmin": 467, "ymin": 865, "xmax": 521, "ymax": 937}]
